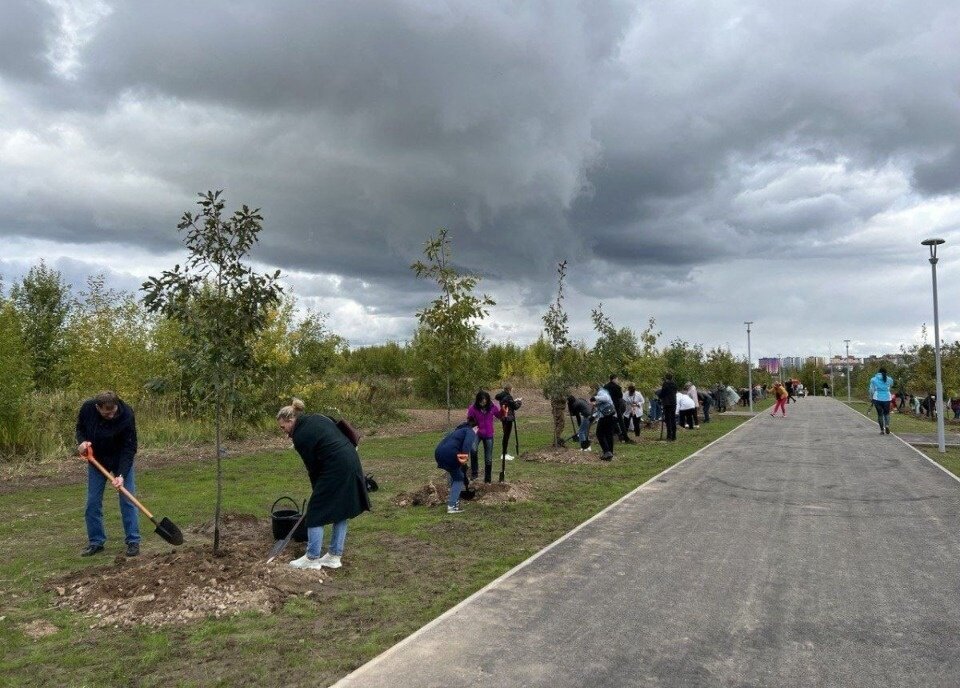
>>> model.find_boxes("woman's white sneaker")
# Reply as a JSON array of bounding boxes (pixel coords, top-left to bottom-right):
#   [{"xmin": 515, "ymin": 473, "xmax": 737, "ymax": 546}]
[
  {"xmin": 290, "ymin": 554, "xmax": 325, "ymax": 570},
  {"xmin": 317, "ymin": 553, "xmax": 342, "ymax": 569}
]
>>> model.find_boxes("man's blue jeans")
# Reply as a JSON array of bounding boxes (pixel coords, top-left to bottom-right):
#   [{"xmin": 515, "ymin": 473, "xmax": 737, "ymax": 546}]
[
  {"xmin": 577, "ymin": 416, "xmax": 593, "ymax": 443},
  {"xmin": 307, "ymin": 520, "xmax": 348, "ymax": 557},
  {"xmin": 86, "ymin": 464, "xmax": 141, "ymax": 546}
]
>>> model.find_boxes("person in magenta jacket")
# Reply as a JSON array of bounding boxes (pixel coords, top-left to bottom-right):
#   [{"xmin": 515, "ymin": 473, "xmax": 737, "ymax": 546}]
[{"xmin": 466, "ymin": 390, "xmax": 506, "ymax": 483}]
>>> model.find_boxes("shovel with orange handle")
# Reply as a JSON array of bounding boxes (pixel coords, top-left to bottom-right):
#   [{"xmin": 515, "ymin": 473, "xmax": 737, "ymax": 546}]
[{"xmin": 84, "ymin": 448, "xmax": 184, "ymax": 546}]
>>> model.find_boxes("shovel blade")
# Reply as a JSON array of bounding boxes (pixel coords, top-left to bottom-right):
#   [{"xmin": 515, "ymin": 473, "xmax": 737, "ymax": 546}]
[{"xmin": 154, "ymin": 517, "xmax": 184, "ymax": 546}]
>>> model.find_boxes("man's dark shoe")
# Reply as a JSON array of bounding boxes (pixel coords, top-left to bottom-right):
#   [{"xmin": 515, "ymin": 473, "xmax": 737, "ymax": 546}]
[
  {"xmin": 125, "ymin": 543, "xmax": 140, "ymax": 557},
  {"xmin": 81, "ymin": 544, "xmax": 104, "ymax": 557}
]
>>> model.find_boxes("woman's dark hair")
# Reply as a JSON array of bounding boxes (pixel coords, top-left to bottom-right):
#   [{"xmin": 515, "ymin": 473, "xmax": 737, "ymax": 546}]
[
  {"xmin": 664, "ymin": 373, "xmax": 673, "ymax": 382},
  {"xmin": 474, "ymin": 390, "xmax": 492, "ymax": 410},
  {"xmin": 466, "ymin": 417, "xmax": 478, "ymax": 427},
  {"xmin": 879, "ymin": 367, "xmax": 888, "ymax": 382}
]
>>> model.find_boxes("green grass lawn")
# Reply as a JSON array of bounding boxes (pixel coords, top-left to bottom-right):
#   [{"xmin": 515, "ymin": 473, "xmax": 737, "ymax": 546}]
[{"xmin": 0, "ymin": 412, "xmax": 755, "ymax": 687}]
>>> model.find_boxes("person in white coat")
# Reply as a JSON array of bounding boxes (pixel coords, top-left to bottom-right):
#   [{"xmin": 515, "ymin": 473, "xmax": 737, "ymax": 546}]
[
  {"xmin": 624, "ymin": 384, "xmax": 645, "ymax": 438},
  {"xmin": 677, "ymin": 390, "xmax": 697, "ymax": 429}
]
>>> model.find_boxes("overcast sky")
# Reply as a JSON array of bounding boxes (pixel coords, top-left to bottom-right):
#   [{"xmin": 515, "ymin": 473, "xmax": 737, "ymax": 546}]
[{"xmin": 2, "ymin": 0, "xmax": 959, "ymax": 361}]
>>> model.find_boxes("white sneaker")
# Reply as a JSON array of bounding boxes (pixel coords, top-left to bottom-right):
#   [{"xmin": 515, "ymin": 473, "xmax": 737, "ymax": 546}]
[
  {"xmin": 447, "ymin": 504, "xmax": 464, "ymax": 514},
  {"xmin": 317, "ymin": 553, "xmax": 342, "ymax": 569},
  {"xmin": 504, "ymin": 454, "xmax": 514, "ymax": 461},
  {"xmin": 289, "ymin": 554, "xmax": 324, "ymax": 570}
]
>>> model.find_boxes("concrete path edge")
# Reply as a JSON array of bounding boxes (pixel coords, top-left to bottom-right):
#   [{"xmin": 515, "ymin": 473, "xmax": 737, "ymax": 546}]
[{"xmin": 332, "ymin": 411, "xmax": 765, "ymax": 687}]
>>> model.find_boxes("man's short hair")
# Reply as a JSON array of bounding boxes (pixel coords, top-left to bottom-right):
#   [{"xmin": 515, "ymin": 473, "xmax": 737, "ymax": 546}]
[{"xmin": 94, "ymin": 390, "xmax": 119, "ymax": 408}]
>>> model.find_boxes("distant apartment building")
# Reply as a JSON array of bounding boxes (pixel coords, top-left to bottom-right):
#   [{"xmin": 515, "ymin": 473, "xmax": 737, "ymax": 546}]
[
  {"xmin": 781, "ymin": 356, "xmax": 805, "ymax": 369},
  {"xmin": 806, "ymin": 356, "xmax": 826, "ymax": 366},
  {"xmin": 759, "ymin": 357, "xmax": 780, "ymax": 374}
]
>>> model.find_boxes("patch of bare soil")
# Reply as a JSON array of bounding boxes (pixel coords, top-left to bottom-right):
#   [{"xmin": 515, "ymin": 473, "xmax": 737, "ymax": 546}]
[
  {"xmin": 521, "ymin": 446, "xmax": 608, "ymax": 465},
  {"xmin": 395, "ymin": 479, "xmax": 533, "ymax": 507},
  {"xmin": 51, "ymin": 514, "xmax": 325, "ymax": 628},
  {"xmin": 20, "ymin": 619, "xmax": 59, "ymax": 639}
]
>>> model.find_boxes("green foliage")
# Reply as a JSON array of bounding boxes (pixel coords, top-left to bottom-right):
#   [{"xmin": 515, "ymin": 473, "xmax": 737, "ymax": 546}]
[
  {"xmin": 0, "ymin": 296, "xmax": 34, "ymax": 452},
  {"xmin": 589, "ymin": 303, "xmax": 640, "ymax": 383},
  {"xmin": 625, "ymin": 318, "xmax": 664, "ymax": 393},
  {"xmin": 662, "ymin": 337, "xmax": 705, "ymax": 387},
  {"xmin": 341, "ymin": 341, "xmax": 413, "ymax": 379},
  {"xmin": 410, "ymin": 325, "xmax": 489, "ymax": 407},
  {"xmin": 411, "ymin": 228, "xmax": 494, "ymax": 414},
  {"xmin": 702, "ymin": 347, "xmax": 744, "ymax": 388},
  {"xmin": 9, "ymin": 261, "xmax": 72, "ymax": 391},
  {"xmin": 63, "ymin": 275, "xmax": 161, "ymax": 401}
]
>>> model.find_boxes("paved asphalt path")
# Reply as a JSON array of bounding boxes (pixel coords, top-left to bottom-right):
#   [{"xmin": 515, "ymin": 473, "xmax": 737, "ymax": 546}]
[{"xmin": 335, "ymin": 398, "xmax": 960, "ymax": 687}]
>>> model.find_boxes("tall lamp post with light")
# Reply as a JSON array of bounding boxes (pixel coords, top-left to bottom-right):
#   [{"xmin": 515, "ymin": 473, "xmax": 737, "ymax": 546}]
[
  {"xmin": 745, "ymin": 322, "xmax": 754, "ymax": 413},
  {"xmin": 922, "ymin": 238, "xmax": 946, "ymax": 453},
  {"xmin": 844, "ymin": 339, "xmax": 852, "ymax": 401}
]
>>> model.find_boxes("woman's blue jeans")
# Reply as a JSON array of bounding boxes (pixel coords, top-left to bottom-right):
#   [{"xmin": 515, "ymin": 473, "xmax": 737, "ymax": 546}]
[
  {"xmin": 470, "ymin": 437, "xmax": 494, "ymax": 477},
  {"xmin": 86, "ymin": 464, "xmax": 141, "ymax": 546},
  {"xmin": 873, "ymin": 400, "xmax": 891, "ymax": 430},
  {"xmin": 307, "ymin": 520, "xmax": 348, "ymax": 557},
  {"xmin": 445, "ymin": 467, "xmax": 464, "ymax": 508}
]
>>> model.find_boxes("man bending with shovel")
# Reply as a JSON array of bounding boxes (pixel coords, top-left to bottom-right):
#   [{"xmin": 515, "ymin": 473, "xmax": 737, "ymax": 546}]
[{"xmin": 75, "ymin": 390, "xmax": 140, "ymax": 557}]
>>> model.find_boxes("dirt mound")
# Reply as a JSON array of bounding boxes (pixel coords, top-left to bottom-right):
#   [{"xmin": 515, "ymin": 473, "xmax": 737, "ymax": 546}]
[
  {"xmin": 395, "ymin": 479, "xmax": 532, "ymax": 507},
  {"xmin": 51, "ymin": 514, "xmax": 325, "ymax": 628},
  {"xmin": 521, "ymin": 446, "xmax": 609, "ymax": 464}
]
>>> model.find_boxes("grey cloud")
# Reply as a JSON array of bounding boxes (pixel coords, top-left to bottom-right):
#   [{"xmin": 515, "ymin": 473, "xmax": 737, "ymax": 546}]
[
  {"xmin": 0, "ymin": 0, "xmax": 56, "ymax": 82},
  {"xmin": 913, "ymin": 147, "xmax": 960, "ymax": 196}
]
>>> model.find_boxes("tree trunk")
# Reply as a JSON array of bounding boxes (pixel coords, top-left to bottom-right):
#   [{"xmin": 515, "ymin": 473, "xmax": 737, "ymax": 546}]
[
  {"xmin": 550, "ymin": 397, "xmax": 566, "ymax": 447},
  {"xmin": 213, "ymin": 385, "xmax": 223, "ymax": 555},
  {"xmin": 446, "ymin": 368, "xmax": 451, "ymax": 427}
]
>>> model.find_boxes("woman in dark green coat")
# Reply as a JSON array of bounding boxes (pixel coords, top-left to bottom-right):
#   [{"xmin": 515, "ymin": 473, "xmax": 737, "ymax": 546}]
[{"xmin": 277, "ymin": 399, "xmax": 371, "ymax": 570}]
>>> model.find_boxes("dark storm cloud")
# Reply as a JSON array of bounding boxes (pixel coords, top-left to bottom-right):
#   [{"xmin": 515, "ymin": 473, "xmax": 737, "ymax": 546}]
[
  {"xmin": 914, "ymin": 146, "xmax": 960, "ymax": 196},
  {"xmin": 3, "ymin": 0, "xmax": 960, "ymax": 351}
]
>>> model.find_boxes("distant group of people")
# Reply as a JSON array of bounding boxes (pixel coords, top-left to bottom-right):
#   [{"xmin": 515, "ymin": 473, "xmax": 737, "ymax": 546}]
[{"xmin": 561, "ymin": 374, "xmax": 743, "ymax": 452}]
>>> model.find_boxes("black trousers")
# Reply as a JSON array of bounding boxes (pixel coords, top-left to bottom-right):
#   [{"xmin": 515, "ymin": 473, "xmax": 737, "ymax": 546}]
[
  {"xmin": 597, "ymin": 416, "xmax": 616, "ymax": 454},
  {"xmin": 628, "ymin": 415, "xmax": 642, "ymax": 435},
  {"xmin": 501, "ymin": 419, "xmax": 514, "ymax": 457},
  {"xmin": 680, "ymin": 408, "xmax": 696, "ymax": 429},
  {"xmin": 663, "ymin": 406, "xmax": 677, "ymax": 440}
]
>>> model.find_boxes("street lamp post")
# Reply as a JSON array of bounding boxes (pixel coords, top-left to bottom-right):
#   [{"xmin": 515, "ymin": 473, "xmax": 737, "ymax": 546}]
[
  {"xmin": 745, "ymin": 321, "xmax": 754, "ymax": 413},
  {"xmin": 922, "ymin": 238, "xmax": 947, "ymax": 453},
  {"xmin": 844, "ymin": 339, "xmax": 852, "ymax": 401}
]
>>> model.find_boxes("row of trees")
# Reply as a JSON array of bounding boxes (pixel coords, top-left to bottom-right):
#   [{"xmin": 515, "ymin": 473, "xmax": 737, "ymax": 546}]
[{"xmin": 4, "ymin": 198, "xmax": 955, "ymax": 463}]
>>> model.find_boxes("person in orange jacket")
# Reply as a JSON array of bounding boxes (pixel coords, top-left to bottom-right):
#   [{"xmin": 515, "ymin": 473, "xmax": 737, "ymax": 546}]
[{"xmin": 771, "ymin": 381, "xmax": 788, "ymax": 417}]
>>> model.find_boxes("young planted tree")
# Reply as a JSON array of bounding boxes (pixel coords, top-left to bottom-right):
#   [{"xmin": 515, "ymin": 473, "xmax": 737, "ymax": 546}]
[
  {"xmin": 411, "ymin": 228, "xmax": 494, "ymax": 425},
  {"xmin": 10, "ymin": 261, "xmax": 72, "ymax": 391},
  {"xmin": 542, "ymin": 261, "xmax": 581, "ymax": 446},
  {"xmin": 142, "ymin": 190, "xmax": 283, "ymax": 554}
]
